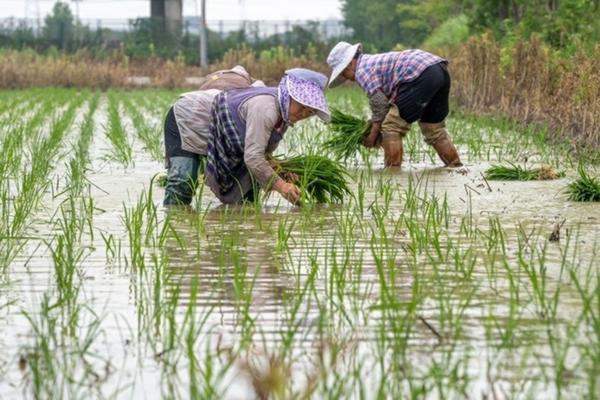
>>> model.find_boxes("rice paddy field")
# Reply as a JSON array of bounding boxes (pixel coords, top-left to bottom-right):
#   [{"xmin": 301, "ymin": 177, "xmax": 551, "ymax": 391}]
[{"xmin": 0, "ymin": 87, "xmax": 599, "ymax": 399}]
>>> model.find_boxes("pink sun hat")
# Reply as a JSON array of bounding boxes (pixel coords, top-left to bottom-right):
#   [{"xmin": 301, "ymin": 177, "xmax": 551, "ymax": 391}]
[{"xmin": 279, "ymin": 68, "xmax": 331, "ymax": 123}]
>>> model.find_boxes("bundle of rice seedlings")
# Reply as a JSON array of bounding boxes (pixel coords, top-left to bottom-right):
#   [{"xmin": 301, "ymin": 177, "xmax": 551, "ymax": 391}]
[
  {"xmin": 273, "ymin": 155, "xmax": 351, "ymax": 203},
  {"xmin": 566, "ymin": 165, "xmax": 600, "ymax": 202},
  {"xmin": 484, "ymin": 163, "xmax": 561, "ymax": 181},
  {"xmin": 323, "ymin": 108, "xmax": 371, "ymax": 160}
]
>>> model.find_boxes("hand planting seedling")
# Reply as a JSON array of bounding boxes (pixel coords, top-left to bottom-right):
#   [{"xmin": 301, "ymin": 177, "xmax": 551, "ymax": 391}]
[
  {"xmin": 566, "ymin": 165, "xmax": 600, "ymax": 202},
  {"xmin": 323, "ymin": 108, "xmax": 371, "ymax": 160},
  {"xmin": 272, "ymin": 155, "xmax": 352, "ymax": 203},
  {"xmin": 484, "ymin": 163, "xmax": 561, "ymax": 180}
]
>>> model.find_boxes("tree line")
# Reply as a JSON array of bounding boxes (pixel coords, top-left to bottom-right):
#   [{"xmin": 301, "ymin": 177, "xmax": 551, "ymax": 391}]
[{"xmin": 1, "ymin": 0, "xmax": 598, "ymax": 64}]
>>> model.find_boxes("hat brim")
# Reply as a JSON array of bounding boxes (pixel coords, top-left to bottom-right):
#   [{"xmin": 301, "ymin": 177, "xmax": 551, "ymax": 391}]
[
  {"xmin": 287, "ymin": 76, "xmax": 331, "ymax": 123},
  {"xmin": 293, "ymin": 97, "xmax": 331, "ymax": 123},
  {"xmin": 328, "ymin": 43, "xmax": 361, "ymax": 88}
]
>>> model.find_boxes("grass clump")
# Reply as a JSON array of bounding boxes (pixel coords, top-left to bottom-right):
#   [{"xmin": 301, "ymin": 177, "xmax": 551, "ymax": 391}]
[
  {"xmin": 274, "ymin": 155, "xmax": 351, "ymax": 203},
  {"xmin": 566, "ymin": 165, "xmax": 600, "ymax": 202},
  {"xmin": 484, "ymin": 163, "xmax": 561, "ymax": 181},
  {"xmin": 323, "ymin": 108, "xmax": 371, "ymax": 160}
]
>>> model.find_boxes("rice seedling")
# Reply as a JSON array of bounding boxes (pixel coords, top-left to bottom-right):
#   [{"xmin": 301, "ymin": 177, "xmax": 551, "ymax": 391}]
[
  {"xmin": 484, "ymin": 163, "xmax": 561, "ymax": 180},
  {"xmin": 0, "ymin": 94, "xmax": 84, "ymax": 270},
  {"xmin": 1, "ymin": 87, "xmax": 599, "ymax": 399},
  {"xmin": 323, "ymin": 108, "xmax": 371, "ymax": 160},
  {"xmin": 122, "ymin": 96, "xmax": 164, "ymax": 161},
  {"xmin": 273, "ymin": 155, "xmax": 352, "ymax": 203},
  {"xmin": 105, "ymin": 92, "xmax": 134, "ymax": 167},
  {"xmin": 566, "ymin": 165, "xmax": 600, "ymax": 201}
]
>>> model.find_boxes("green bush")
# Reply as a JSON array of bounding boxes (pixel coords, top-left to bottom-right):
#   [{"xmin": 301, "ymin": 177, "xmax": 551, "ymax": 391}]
[{"xmin": 422, "ymin": 14, "xmax": 470, "ymax": 50}]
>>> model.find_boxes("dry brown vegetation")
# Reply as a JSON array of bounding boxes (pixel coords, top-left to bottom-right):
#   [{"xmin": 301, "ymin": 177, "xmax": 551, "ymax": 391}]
[
  {"xmin": 0, "ymin": 50, "xmax": 129, "ymax": 89},
  {"xmin": 0, "ymin": 46, "xmax": 326, "ymax": 90},
  {"xmin": 1, "ymin": 37, "xmax": 598, "ymax": 147},
  {"xmin": 447, "ymin": 34, "xmax": 600, "ymax": 148}
]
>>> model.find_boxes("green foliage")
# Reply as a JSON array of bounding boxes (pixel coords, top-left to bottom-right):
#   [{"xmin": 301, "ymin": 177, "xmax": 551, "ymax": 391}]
[
  {"xmin": 484, "ymin": 164, "xmax": 561, "ymax": 181},
  {"xmin": 342, "ymin": 0, "xmax": 598, "ymax": 52},
  {"xmin": 465, "ymin": 0, "xmax": 600, "ymax": 48},
  {"xmin": 276, "ymin": 155, "xmax": 352, "ymax": 203},
  {"xmin": 341, "ymin": 0, "xmax": 463, "ymax": 49},
  {"xmin": 124, "ymin": 18, "xmax": 181, "ymax": 59},
  {"xmin": 0, "ymin": 0, "xmax": 597, "ymax": 64},
  {"xmin": 422, "ymin": 14, "xmax": 470, "ymax": 50},
  {"xmin": 566, "ymin": 165, "xmax": 600, "ymax": 201},
  {"xmin": 43, "ymin": 1, "xmax": 75, "ymax": 50},
  {"xmin": 341, "ymin": 0, "xmax": 415, "ymax": 50},
  {"xmin": 323, "ymin": 108, "xmax": 370, "ymax": 160}
]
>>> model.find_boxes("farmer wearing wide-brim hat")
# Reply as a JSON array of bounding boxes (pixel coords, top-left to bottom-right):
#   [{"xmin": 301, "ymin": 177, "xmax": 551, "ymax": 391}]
[
  {"xmin": 327, "ymin": 42, "xmax": 463, "ymax": 168},
  {"xmin": 163, "ymin": 68, "xmax": 331, "ymax": 207}
]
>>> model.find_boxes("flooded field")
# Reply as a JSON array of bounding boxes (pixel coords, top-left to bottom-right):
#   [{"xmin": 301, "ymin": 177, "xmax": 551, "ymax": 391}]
[{"xmin": 0, "ymin": 88, "xmax": 598, "ymax": 399}]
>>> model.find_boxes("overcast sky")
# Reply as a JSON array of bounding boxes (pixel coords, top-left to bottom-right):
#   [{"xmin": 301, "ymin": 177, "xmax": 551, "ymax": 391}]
[{"xmin": 0, "ymin": 0, "xmax": 343, "ymax": 21}]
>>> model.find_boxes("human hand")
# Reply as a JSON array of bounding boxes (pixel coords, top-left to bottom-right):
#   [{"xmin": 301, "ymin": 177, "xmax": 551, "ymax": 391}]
[
  {"xmin": 280, "ymin": 171, "xmax": 300, "ymax": 183},
  {"xmin": 274, "ymin": 179, "xmax": 301, "ymax": 205},
  {"xmin": 363, "ymin": 122, "xmax": 382, "ymax": 148}
]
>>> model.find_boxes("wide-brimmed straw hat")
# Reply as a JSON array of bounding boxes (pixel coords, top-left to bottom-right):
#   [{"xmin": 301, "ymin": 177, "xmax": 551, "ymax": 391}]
[
  {"xmin": 326, "ymin": 41, "xmax": 362, "ymax": 88},
  {"xmin": 279, "ymin": 68, "xmax": 331, "ymax": 123}
]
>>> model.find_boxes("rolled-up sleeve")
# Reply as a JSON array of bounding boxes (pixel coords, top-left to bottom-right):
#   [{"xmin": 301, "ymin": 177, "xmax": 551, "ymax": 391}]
[
  {"xmin": 242, "ymin": 96, "xmax": 282, "ymax": 190},
  {"xmin": 368, "ymin": 89, "xmax": 391, "ymax": 122}
]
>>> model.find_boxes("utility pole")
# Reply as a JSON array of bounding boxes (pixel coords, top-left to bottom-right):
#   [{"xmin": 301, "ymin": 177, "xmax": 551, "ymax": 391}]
[{"xmin": 198, "ymin": 0, "xmax": 208, "ymax": 68}]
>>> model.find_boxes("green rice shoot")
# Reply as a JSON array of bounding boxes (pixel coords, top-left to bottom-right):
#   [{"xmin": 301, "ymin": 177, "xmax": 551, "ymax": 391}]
[
  {"xmin": 323, "ymin": 108, "xmax": 371, "ymax": 160},
  {"xmin": 566, "ymin": 165, "xmax": 600, "ymax": 202},
  {"xmin": 484, "ymin": 163, "xmax": 561, "ymax": 181},
  {"xmin": 275, "ymin": 155, "xmax": 352, "ymax": 203}
]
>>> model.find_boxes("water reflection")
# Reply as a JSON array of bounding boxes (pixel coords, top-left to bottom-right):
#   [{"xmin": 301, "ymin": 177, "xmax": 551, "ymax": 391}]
[{"xmin": 162, "ymin": 206, "xmax": 299, "ymax": 323}]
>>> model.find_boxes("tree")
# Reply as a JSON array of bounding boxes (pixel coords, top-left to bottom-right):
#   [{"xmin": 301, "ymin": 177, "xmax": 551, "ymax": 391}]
[
  {"xmin": 341, "ymin": 0, "xmax": 463, "ymax": 50},
  {"xmin": 464, "ymin": 0, "xmax": 600, "ymax": 47},
  {"xmin": 43, "ymin": 1, "xmax": 75, "ymax": 51},
  {"xmin": 341, "ymin": 0, "xmax": 402, "ymax": 50}
]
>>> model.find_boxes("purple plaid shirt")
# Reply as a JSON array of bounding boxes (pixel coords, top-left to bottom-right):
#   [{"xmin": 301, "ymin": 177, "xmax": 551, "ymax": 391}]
[{"xmin": 355, "ymin": 49, "xmax": 446, "ymax": 99}]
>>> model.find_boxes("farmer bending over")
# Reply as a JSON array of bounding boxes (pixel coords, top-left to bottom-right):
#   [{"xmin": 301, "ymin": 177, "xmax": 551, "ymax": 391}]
[
  {"xmin": 163, "ymin": 68, "xmax": 331, "ymax": 206},
  {"xmin": 326, "ymin": 42, "xmax": 463, "ymax": 168},
  {"xmin": 197, "ymin": 64, "xmax": 265, "ymax": 90}
]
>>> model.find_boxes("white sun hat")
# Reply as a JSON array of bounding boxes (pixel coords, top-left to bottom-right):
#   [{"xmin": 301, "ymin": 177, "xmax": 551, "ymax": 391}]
[{"xmin": 326, "ymin": 41, "xmax": 362, "ymax": 88}]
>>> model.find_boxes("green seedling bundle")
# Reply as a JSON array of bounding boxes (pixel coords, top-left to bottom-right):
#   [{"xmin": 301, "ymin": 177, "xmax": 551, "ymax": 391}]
[
  {"xmin": 566, "ymin": 165, "xmax": 600, "ymax": 201},
  {"xmin": 323, "ymin": 108, "xmax": 371, "ymax": 160},
  {"xmin": 484, "ymin": 163, "xmax": 561, "ymax": 180},
  {"xmin": 275, "ymin": 154, "xmax": 352, "ymax": 203}
]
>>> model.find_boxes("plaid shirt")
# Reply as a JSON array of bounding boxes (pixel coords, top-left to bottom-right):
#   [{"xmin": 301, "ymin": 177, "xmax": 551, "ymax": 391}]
[{"xmin": 355, "ymin": 49, "xmax": 446, "ymax": 99}]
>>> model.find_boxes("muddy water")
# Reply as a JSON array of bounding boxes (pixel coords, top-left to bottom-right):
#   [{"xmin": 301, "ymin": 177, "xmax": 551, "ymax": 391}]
[{"xmin": 1, "ymin": 107, "xmax": 599, "ymax": 399}]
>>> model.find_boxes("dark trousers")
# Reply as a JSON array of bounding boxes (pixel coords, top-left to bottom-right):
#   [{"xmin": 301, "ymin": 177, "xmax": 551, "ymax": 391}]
[
  {"xmin": 163, "ymin": 107, "xmax": 202, "ymax": 206},
  {"xmin": 162, "ymin": 107, "xmax": 256, "ymax": 206},
  {"xmin": 394, "ymin": 63, "xmax": 450, "ymax": 124}
]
